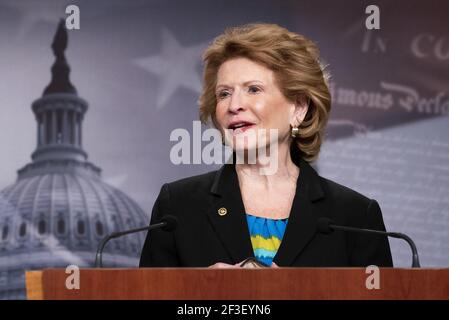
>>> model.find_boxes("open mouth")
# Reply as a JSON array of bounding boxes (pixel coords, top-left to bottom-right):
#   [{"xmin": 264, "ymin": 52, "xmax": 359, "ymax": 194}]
[{"xmin": 228, "ymin": 122, "xmax": 255, "ymax": 135}]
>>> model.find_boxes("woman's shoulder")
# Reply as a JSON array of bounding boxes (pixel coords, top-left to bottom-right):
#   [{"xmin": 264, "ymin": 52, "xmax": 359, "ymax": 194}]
[
  {"xmin": 301, "ymin": 159, "xmax": 374, "ymax": 207},
  {"xmin": 162, "ymin": 168, "xmax": 219, "ymax": 195},
  {"xmin": 318, "ymin": 175, "xmax": 376, "ymax": 210},
  {"xmin": 297, "ymin": 157, "xmax": 374, "ymax": 211},
  {"xmin": 314, "ymin": 175, "xmax": 386, "ymax": 230},
  {"xmin": 323, "ymin": 177, "xmax": 370, "ymax": 201}
]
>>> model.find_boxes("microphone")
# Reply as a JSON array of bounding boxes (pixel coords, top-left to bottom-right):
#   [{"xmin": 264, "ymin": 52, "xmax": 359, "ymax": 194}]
[
  {"xmin": 95, "ymin": 215, "xmax": 178, "ymax": 268},
  {"xmin": 317, "ymin": 217, "xmax": 420, "ymax": 268}
]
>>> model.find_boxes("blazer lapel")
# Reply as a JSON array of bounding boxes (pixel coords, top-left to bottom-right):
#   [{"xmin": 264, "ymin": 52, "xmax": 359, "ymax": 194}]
[
  {"xmin": 207, "ymin": 149, "xmax": 330, "ymax": 266},
  {"xmin": 273, "ymin": 158, "xmax": 328, "ymax": 266},
  {"xmin": 207, "ymin": 163, "xmax": 254, "ymax": 264}
]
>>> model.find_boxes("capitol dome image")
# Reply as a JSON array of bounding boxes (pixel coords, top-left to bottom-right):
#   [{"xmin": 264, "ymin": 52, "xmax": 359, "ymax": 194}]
[{"xmin": 0, "ymin": 21, "xmax": 148, "ymax": 299}]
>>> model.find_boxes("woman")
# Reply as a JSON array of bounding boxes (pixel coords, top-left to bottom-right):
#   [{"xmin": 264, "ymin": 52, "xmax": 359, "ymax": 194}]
[{"xmin": 139, "ymin": 23, "xmax": 393, "ymax": 268}]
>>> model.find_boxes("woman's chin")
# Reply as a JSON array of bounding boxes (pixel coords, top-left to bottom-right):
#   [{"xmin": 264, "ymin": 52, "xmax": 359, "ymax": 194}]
[
  {"xmin": 232, "ymin": 142, "xmax": 271, "ymax": 154},
  {"xmin": 233, "ymin": 139, "xmax": 259, "ymax": 151}
]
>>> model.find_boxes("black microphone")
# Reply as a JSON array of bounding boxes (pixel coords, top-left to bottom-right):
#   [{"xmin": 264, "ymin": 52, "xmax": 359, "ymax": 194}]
[
  {"xmin": 317, "ymin": 217, "xmax": 420, "ymax": 268},
  {"xmin": 95, "ymin": 215, "xmax": 178, "ymax": 268}
]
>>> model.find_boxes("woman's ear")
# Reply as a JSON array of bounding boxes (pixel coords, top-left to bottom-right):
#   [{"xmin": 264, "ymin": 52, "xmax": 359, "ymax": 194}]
[{"xmin": 290, "ymin": 95, "xmax": 309, "ymax": 127}]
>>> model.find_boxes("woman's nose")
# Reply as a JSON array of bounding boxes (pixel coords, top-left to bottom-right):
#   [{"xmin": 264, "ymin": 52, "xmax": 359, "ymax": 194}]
[{"xmin": 228, "ymin": 90, "xmax": 246, "ymax": 114}]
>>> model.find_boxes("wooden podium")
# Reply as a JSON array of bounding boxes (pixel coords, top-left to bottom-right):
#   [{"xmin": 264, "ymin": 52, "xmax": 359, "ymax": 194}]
[{"xmin": 26, "ymin": 268, "xmax": 449, "ymax": 300}]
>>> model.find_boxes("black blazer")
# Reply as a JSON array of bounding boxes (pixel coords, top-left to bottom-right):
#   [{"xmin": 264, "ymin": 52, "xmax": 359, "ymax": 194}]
[{"xmin": 140, "ymin": 153, "xmax": 393, "ymax": 268}]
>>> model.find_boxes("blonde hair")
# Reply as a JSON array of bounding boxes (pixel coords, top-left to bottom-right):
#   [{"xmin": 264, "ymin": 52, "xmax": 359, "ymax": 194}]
[{"xmin": 199, "ymin": 23, "xmax": 331, "ymax": 162}]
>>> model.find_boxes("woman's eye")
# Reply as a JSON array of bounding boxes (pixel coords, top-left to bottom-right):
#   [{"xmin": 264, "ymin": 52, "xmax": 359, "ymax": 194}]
[
  {"xmin": 217, "ymin": 91, "xmax": 230, "ymax": 99},
  {"xmin": 248, "ymin": 86, "xmax": 261, "ymax": 94}
]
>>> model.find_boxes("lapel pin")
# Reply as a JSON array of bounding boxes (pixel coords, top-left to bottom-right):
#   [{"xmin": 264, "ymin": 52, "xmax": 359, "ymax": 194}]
[{"xmin": 218, "ymin": 207, "xmax": 227, "ymax": 216}]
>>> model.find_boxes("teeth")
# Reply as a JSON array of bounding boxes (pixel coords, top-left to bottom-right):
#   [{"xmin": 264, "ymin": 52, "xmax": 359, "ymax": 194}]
[{"xmin": 232, "ymin": 123, "xmax": 248, "ymax": 129}]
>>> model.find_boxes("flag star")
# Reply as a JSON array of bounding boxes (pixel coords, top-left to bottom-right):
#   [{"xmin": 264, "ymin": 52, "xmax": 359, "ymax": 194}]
[{"xmin": 134, "ymin": 29, "xmax": 207, "ymax": 109}]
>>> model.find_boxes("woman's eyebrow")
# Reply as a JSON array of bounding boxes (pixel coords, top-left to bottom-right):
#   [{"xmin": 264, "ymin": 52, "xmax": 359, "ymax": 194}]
[
  {"xmin": 216, "ymin": 80, "xmax": 264, "ymax": 90},
  {"xmin": 215, "ymin": 84, "xmax": 231, "ymax": 91},
  {"xmin": 243, "ymin": 80, "xmax": 264, "ymax": 86}
]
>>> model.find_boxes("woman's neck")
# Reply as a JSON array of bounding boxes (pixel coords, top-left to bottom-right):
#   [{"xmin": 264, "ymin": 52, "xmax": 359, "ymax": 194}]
[{"xmin": 235, "ymin": 143, "xmax": 299, "ymax": 188}]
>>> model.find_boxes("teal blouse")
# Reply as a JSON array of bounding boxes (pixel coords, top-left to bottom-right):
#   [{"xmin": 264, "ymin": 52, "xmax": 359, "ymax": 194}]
[{"xmin": 246, "ymin": 213, "xmax": 288, "ymax": 266}]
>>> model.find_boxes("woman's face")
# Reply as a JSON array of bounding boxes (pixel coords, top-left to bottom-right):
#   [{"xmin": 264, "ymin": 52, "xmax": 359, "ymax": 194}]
[{"xmin": 215, "ymin": 57, "xmax": 307, "ymax": 152}]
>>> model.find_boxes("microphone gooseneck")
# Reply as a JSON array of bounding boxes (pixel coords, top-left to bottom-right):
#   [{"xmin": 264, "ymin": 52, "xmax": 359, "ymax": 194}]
[
  {"xmin": 95, "ymin": 215, "xmax": 178, "ymax": 268},
  {"xmin": 317, "ymin": 217, "xmax": 420, "ymax": 268}
]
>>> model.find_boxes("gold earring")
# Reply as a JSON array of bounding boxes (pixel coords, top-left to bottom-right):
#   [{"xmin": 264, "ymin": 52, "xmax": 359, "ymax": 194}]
[{"xmin": 291, "ymin": 127, "xmax": 300, "ymax": 138}]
